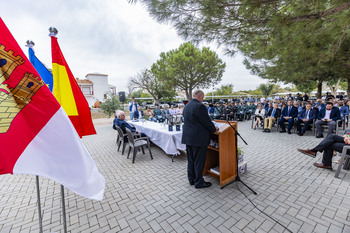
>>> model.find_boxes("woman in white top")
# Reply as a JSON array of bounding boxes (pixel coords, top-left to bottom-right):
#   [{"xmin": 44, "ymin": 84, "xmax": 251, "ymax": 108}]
[{"xmin": 253, "ymin": 103, "xmax": 266, "ymax": 130}]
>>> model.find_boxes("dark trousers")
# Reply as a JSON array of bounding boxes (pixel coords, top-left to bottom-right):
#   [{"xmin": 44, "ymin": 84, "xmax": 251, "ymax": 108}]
[
  {"xmin": 278, "ymin": 117, "xmax": 294, "ymax": 131},
  {"xmin": 312, "ymin": 134, "xmax": 345, "ymax": 166},
  {"xmin": 295, "ymin": 119, "xmax": 313, "ymax": 134},
  {"xmin": 186, "ymin": 145, "xmax": 207, "ymax": 188}
]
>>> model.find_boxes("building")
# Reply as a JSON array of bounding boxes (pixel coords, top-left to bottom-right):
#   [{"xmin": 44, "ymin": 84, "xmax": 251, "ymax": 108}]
[
  {"xmin": 76, "ymin": 73, "xmax": 116, "ymax": 107},
  {"xmin": 76, "ymin": 78, "xmax": 94, "ymax": 107}
]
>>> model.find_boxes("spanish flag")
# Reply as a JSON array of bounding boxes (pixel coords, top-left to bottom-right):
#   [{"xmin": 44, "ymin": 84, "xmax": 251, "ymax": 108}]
[{"xmin": 51, "ymin": 36, "xmax": 96, "ymax": 137}]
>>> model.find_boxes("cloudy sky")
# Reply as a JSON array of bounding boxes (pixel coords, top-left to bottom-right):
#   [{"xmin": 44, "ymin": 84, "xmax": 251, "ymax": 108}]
[{"xmin": 2, "ymin": 0, "xmax": 266, "ymax": 93}]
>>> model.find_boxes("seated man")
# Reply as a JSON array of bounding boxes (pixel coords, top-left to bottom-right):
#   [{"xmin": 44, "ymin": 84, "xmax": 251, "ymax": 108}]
[
  {"xmin": 169, "ymin": 105, "xmax": 177, "ymax": 116},
  {"xmin": 297, "ymin": 134, "xmax": 350, "ymax": 170},
  {"xmin": 134, "ymin": 106, "xmax": 144, "ymax": 120},
  {"xmin": 145, "ymin": 107, "xmax": 157, "ymax": 122},
  {"xmin": 263, "ymin": 103, "xmax": 281, "ymax": 132},
  {"xmin": 338, "ymin": 101, "xmax": 349, "ymax": 127},
  {"xmin": 113, "ymin": 111, "xmax": 147, "ymax": 142},
  {"xmin": 315, "ymin": 102, "xmax": 341, "ymax": 138},
  {"xmin": 162, "ymin": 105, "xmax": 170, "ymax": 122},
  {"xmin": 237, "ymin": 102, "xmax": 247, "ymax": 121},
  {"xmin": 278, "ymin": 100, "xmax": 298, "ymax": 134},
  {"xmin": 153, "ymin": 105, "xmax": 163, "ymax": 122},
  {"xmin": 295, "ymin": 103, "xmax": 316, "ymax": 136}
]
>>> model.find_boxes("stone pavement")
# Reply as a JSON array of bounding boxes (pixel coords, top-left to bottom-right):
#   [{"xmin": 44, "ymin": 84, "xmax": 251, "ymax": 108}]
[{"xmin": 1, "ymin": 120, "xmax": 350, "ymax": 233}]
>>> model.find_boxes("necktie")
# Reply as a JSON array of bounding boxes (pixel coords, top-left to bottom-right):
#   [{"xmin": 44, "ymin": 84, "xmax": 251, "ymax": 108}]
[
  {"xmin": 288, "ymin": 107, "xmax": 291, "ymax": 116},
  {"xmin": 271, "ymin": 109, "xmax": 275, "ymax": 117}
]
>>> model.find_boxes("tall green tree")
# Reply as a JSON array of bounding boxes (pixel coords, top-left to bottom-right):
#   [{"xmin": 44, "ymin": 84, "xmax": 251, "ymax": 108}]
[
  {"xmin": 258, "ymin": 84, "xmax": 274, "ymax": 98},
  {"xmin": 153, "ymin": 42, "xmax": 226, "ymax": 100}
]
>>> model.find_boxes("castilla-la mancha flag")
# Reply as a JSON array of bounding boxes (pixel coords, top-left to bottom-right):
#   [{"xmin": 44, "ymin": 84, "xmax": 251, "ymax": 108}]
[
  {"xmin": 0, "ymin": 18, "xmax": 105, "ymax": 200},
  {"xmin": 51, "ymin": 35, "xmax": 96, "ymax": 138}
]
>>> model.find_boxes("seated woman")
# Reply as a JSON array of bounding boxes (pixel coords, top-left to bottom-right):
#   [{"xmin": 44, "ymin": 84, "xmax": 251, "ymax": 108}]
[
  {"xmin": 145, "ymin": 107, "xmax": 157, "ymax": 122},
  {"xmin": 253, "ymin": 103, "xmax": 266, "ymax": 130}
]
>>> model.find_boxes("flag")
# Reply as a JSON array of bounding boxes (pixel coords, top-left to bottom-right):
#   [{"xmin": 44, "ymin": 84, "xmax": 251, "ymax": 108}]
[
  {"xmin": 0, "ymin": 18, "xmax": 105, "ymax": 200},
  {"xmin": 51, "ymin": 36, "xmax": 96, "ymax": 138},
  {"xmin": 28, "ymin": 47, "xmax": 54, "ymax": 92}
]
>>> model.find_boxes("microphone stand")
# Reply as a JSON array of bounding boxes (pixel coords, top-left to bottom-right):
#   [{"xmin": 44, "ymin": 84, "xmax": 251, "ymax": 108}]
[{"xmin": 214, "ymin": 106, "xmax": 257, "ymax": 194}]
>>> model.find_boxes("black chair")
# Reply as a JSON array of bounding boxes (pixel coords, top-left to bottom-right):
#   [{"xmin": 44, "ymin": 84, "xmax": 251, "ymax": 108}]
[
  {"xmin": 125, "ymin": 128, "xmax": 153, "ymax": 163},
  {"xmin": 115, "ymin": 125, "xmax": 127, "ymax": 155}
]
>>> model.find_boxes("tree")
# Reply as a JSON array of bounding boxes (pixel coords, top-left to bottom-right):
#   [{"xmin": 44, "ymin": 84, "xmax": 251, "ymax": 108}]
[
  {"xmin": 131, "ymin": 1, "xmax": 350, "ymax": 56},
  {"xmin": 129, "ymin": 69, "xmax": 176, "ymax": 104},
  {"xmin": 100, "ymin": 94, "xmax": 121, "ymax": 118},
  {"xmin": 131, "ymin": 0, "xmax": 350, "ymax": 97},
  {"xmin": 213, "ymin": 84, "xmax": 233, "ymax": 96},
  {"xmin": 153, "ymin": 42, "xmax": 226, "ymax": 100},
  {"xmin": 129, "ymin": 89, "xmax": 152, "ymax": 98},
  {"xmin": 258, "ymin": 84, "xmax": 274, "ymax": 98}
]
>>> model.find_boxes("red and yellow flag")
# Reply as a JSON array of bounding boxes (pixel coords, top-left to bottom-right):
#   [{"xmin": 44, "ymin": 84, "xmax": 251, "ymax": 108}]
[{"xmin": 51, "ymin": 36, "xmax": 96, "ymax": 137}]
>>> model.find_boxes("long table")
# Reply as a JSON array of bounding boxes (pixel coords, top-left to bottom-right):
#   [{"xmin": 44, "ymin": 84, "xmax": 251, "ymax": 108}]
[{"xmin": 128, "ymin": 121, "xmax": 186, "ymax": 161}]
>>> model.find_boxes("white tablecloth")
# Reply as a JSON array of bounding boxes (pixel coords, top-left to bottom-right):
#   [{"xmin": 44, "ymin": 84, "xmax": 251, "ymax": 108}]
[{"xmin": 128, "ymin": 121, "xmax": 186, "ymax": 155}]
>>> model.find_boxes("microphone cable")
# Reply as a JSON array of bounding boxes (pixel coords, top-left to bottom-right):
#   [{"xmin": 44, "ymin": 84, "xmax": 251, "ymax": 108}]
[{"xmin": 236, "ymin": 182, "xmax": 293, "ymax": 233}]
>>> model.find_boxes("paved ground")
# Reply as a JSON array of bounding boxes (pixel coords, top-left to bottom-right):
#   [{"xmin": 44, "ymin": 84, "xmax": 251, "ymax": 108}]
[{"xmin": 1, "ymin": 120, "xmax": 350, "ymax": 233}]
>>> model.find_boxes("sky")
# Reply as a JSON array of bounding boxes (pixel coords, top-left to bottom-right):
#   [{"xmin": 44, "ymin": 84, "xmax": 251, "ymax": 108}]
[{"xmin": 2, "ymin": 0, "xmax": 266, "ymax": 94}]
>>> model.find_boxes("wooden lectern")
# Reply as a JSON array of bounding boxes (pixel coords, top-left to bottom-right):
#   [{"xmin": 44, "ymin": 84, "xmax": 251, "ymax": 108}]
[{"xmin": 203, "ymin": 120, "xmax": 237, "ymax": 187}]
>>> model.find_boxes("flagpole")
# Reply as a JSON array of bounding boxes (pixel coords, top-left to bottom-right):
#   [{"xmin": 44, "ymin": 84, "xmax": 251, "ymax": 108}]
[
  {"xmin": 61, "ymin": 185, "xmax": 68, "ymax": 233},
  {"xmin": 35, "ymin": 176, "xmax": 43, "ymax": 233}
]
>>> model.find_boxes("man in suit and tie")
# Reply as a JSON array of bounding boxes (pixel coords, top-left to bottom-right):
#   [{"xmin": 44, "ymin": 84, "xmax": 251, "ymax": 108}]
[
  {"xmin": 315, "ymin": 102, "xmax": 341, "ymax": 138},
  {"xmin": 263, "ymin": 103, "xmax": 281, "ymax": 132},
  {"xmin": 182, "ymin": 90, "xmax": 219, "ymax": 189},
  {"xmin": 134, "ymin": 106, "xmax": 144, "ymax": 120},
  {"xmin": 295, "ymin": 103, "xmax": 316, "ymax": 136},
  {"xmin": 278, "ymin": 100, "xmax": 298, "ymax": 134}
]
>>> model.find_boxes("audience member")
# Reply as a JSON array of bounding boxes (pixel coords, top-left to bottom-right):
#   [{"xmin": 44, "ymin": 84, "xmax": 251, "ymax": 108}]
[
  {"xmin": 278, "ymin": 100, "xmax": 298, "ymax": 134},
  {"xmin": 297, "ymin": 134, "xmax": 350, "ymax": 170},
  {"xmin": 263, "ymin": 103, "xmax": 281, "ymax": 132},
  {"xmin": 315, "ymin": 102, "xmax": 341, "ymax": 138},
  {"xmin": 295, "ymin": 103, "xmax": 316, "ymax": 136},
  {"xmin": 253, "ymin": 104, "xmax": 265, "ymax": 130}
]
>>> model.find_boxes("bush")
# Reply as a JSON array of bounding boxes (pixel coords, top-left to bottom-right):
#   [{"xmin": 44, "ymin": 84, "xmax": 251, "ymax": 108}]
[{"xmin": 100, "ymin": 95, "xmax": 121, "ymax": 118}]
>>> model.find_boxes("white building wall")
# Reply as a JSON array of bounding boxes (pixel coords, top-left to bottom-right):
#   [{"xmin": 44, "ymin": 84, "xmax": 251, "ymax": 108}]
[{"xmin": 86, "ymin": 73, "xmax": 109, "ymax": 102}]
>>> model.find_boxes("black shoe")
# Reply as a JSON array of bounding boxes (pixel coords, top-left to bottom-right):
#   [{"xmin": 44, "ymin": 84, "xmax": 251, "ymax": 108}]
[
  {"xmin": 298, "ymin": 133, "xmax": 304, "ymax": 136},
  {"xmin": 189, "ymin": 181, "xmax": 194, "ymax": 185},
  {"xmin": 267, "ymin": 129, "xmax": 271, "ymax": 132},
  {"xmin": 263, "ymin": 129, "xmax": 267, "ymax": 132},
  {"xmin": 288, "ymin": 131, "xmax": 292, "ymax": 134},
  {"xmin": 316, "ymin": 134, "xmax": 324, "ymax": 138},
  {"xmin": 280, "ymin": 130, "xmax": 286, "ymax": 133},
  {"xmin": 195, "ymin": 182, "xmax": 212, "ymax": 189}
]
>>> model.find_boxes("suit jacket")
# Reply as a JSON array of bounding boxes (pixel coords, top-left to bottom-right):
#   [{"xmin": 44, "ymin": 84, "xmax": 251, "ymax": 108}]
[
  {"xmin": 317, "ymin": 107, "xmax": 341, "ymax": 121},
  {"xmin": 267, "ymin": 108, "xmax": 281, "ymax": 118},
  {"xmin": 113, "ymin": 118, "xmax": 136, "ymax": 133},
  {"xmin": 298, "ymin": 108, "xmax": 316, "ymax": 121},
  {"xmin": 281, "ymin": 106, "xmax": 298, "ymax": 118},
  {"xmin": 162, "ymin": 109, "xmax": 170, "ymax": 117},
  {"xmin": 182, "ymin": 99, "xmax": 216, "ymax": 147},
  {"xmin": 134, "ymin": 110, "xmax": 144, "ymax": 119}
]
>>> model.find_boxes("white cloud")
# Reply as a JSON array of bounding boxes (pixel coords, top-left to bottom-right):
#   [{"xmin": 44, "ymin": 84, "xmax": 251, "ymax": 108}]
[{"xmin": 1, "ymin": 0, "xmax": 264, "ymax": 93}]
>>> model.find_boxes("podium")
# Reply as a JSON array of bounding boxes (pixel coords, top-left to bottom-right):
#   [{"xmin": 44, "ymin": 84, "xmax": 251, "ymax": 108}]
[{"xmin": 203, "ymin": 120, "xmax": 237, "ymax": 187}]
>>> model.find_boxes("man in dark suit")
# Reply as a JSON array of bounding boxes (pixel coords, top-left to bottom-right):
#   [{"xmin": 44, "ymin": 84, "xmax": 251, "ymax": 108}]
[
  {"xmin": 297, "ymin": 134, "xmax": 350, "ymax": 170},
  {"xmin": 134, "ymin": 106, "xmax": 144, "ymax": 119},
  {"xmin": 315, "ymin": 102, "xmax": 341, "ymax": 138},
  {"xmin": 182, "ymin": 90, "xmax": 218, "ymax": 189},
  {"xmin": 278, "ymin": 100, "xmax": 298, "ymax": 134},
  {"xmin": 263, "ymin": 103, "xmax": 281, "ymax": 132},
  {"xmin": 113, "ymin": 111, "xmax": 147, "ymax": 142},
  {"xmin": 295, "ymin": 103, "xmax": 316, "ymax": 136}
]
